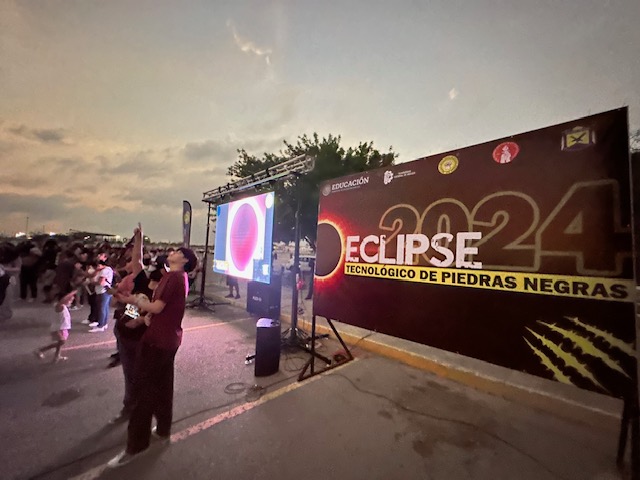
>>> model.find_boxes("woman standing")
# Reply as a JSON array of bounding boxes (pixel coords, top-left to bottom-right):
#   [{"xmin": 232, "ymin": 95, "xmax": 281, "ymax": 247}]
[{"xmin": 0, "ymin": 243, "xmax": 21, "ymax": 321}]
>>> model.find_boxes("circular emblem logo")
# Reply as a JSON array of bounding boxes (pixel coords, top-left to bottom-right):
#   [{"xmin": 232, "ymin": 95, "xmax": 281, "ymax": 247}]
[
  {"xmin": 183, "ymin": 211, "xmax": 191, "ymax": 224},
  {"xmin": 321, "ymin": 184, "xmax": 332, "ymax": 197},
  {"xmin": 438, "ymin": 155, "xmax": 459, "ymax": 175},
  {"xmin": 492, "ymin": 142, "xmax": 519, "ymax": 164}
]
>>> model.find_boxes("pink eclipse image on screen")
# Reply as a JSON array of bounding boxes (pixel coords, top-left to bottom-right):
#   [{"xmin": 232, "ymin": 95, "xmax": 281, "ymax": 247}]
[{"xmin": 228, "ymin": 203, "xmax": 259, "ymax": 272}]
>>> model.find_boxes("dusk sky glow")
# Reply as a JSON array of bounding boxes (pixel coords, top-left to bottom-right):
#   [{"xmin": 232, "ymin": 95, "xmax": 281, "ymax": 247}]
[{"xmin": 1, "ymin": 0, "xmax": 639, "ymax": 242}]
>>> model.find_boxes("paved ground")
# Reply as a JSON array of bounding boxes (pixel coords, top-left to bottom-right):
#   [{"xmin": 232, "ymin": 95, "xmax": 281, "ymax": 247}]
[{"xmin": 0, "ymin": 273, "xmax": 633, "ymax": 480}]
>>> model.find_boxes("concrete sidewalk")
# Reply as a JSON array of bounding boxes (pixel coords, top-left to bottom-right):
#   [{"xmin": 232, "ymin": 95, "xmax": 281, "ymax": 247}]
[
  {"xmin": 95, "ymin": 355, "xmax": 626, "ymax": 480},
  {"xmin": 201, "ymin": 271, "xmax": 624, "ymax": 432}
]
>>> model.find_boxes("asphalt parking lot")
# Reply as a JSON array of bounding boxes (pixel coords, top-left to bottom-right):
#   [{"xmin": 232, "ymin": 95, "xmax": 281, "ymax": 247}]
[{"xmin": 0, "ymin": 275, "xmax": 632, "ymax": 480}]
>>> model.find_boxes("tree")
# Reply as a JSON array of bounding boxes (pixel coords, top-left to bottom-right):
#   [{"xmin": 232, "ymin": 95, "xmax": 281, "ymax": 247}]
[{"xmin": 227, "ymin": 133, "xmax": 397, "ymax": 248}]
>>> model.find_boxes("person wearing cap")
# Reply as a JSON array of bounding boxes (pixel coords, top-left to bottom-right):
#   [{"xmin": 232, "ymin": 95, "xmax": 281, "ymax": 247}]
[{"xmin": 108, "ymin": 244, "xmax": 197, "ymax": 468}]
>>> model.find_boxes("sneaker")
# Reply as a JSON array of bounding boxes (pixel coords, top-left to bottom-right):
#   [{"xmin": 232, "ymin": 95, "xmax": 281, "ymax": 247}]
[
  {"xmin": 69, "ymin": 305, "xmax": 80, "ymax": 311},
  {"xmin": 234, "ymin": 294, "xmax": 241, "ymax": 299},
  {"xmin": 88, "ymin": 322, "xmax": 99, "ymax": 327},
  {"xmin": 108, "ymin": 411, "xmax": 130, "ymax": 424},
  {"xmin": 81, "ymin": 319, "xmax": 91, "ymax": 325},
  {"xmin": 33, "ymin": 350, "xmax": 44, "ymax": 360},
  {"xmin": 53, "ymin": 356, "xmax": 68, "ymax": 363},
  {"xmin": 151, "ymin": 426, "xmax": 170, "ymax": 444},
  {"xmin": 88, "ymin": 326, "xmax": 107, "ymax": 333},
  {"xmin": 107, "ymin": 450, "xmax": 144, "ymax": 468},
  {"xmin": 107, "ymin": 358, "xmax": 121, "ymax": 368},
  {"xmin": 224, "ymin": 294, "xmax": 234, "ymax": 298}
]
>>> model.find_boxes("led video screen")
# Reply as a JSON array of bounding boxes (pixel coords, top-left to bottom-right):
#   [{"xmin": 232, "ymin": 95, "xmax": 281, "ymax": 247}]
[{"xmin": 213, "ymin": 191, "xmax": 275, "ymax": 284}]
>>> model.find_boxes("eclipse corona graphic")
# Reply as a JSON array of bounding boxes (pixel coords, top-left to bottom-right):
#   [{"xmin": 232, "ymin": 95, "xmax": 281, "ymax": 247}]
[
  {"xmin": 213, "ymin": 191, "xmax": 275, "ymax": 283},
  {"xmin": 228, "ymin": 203, "xmax": 259, "ymax": 272},
  {"xmin": 315, "ymin": 221, "xmax": 343, "ymax": 278}
]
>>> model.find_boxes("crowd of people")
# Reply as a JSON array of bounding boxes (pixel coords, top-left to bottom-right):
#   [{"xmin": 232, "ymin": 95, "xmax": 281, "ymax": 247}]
[
  {"xmin": 1, "ymin": 226, "xmax": 200, "ymax": 468},
  {"xmin": 0, "ymin": 236, "xmax": 200, "ymax": 324}
]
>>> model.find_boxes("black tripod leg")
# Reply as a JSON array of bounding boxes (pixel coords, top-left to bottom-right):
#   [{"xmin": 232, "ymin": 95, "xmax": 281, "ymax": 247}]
[{"xmin": 618, "ymin": 397, "xmax": 631, "ymax": 467}]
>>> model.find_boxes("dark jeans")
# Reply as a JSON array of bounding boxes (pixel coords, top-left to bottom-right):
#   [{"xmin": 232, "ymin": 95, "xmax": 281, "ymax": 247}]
[
  {"xmin": 115, "ymin": 328, "xmax": 139, "ymax": 413},
  {"xmin": 20, "ymin": 265, "xmax": 38, "ymax": 300},
  {"xmin": 87, "ymin": 293, "xmax": 97, "ymax": 322},
  {"xmin": 127, "ymin": 343, "xmax": 178, "ymax": 454},
  {"xmin": 305, "ymin": 276, "xmax": 314, "ymax": 300}
]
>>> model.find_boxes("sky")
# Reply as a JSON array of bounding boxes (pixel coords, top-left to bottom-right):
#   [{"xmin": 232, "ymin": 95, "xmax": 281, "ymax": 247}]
[{"xmin": 1, "ymin": 0, "xmax": 639, "ymax": 243}]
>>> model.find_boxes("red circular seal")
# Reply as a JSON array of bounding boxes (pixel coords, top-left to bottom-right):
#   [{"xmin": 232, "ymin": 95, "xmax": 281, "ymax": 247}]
[{"xmin": 492, "ymin": 142, "xmax": 519, "ymax": 164}]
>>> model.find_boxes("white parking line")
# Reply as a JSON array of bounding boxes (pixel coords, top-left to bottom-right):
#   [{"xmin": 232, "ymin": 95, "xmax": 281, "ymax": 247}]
[{"xmin": 63, "ymin": 319, "xmax": 246, "ymax": 351}]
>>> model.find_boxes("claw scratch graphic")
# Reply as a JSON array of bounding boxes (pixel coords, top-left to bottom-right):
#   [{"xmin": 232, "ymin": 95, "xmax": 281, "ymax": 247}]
[
  {"xmin": 539, "ymin": 321, "xmax": 631, "ymax": 379},
  {"xmin": 526, "ymin": 328, "xmax": 607, "ymax": 390},
  {"xmin": 525, "ymin": 314, "xmax": 635, "ymax": 395},
  {"xmin": 564, "ymin": 316, "xmax": 635, "ymax": 358},
  {"xmin": 524, "ymin": 338, "xmax": 573, "ymax": 385}
]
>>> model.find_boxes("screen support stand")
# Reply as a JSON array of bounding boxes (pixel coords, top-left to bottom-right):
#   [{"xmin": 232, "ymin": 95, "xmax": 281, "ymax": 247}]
[
  {"xmin": 187, "ymin": 203, "xmax": 228, "ymax": 312},
  {"xmin": 277, "ymin": 174, "xmax": 332, "ymax": 367},
  {"xmin": 298, "ymin": 315, "xmax": 354, "ymax": 381}
]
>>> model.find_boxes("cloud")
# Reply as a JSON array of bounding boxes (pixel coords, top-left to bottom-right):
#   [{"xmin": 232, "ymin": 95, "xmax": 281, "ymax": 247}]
[
  {"xmin": 6, "ymin": 124, "xmax": 68, "ymax": 144},
  {"xmin": 0, "ymin": 139, "xmax": 17, "ymax": 154},
  {"xmin": 102, "ymin": 150, "xmax": 167, "ymax": 178},
  {"xmin": 0, "ymin": 192, "xmax": 73, "ymax": 218},
  {"xmin": 0, "ymin": 191, "xmax": 81, "ymax": 235},
  {"xmin": 182, "ymin": 139, "xmax": 238, "ymax": 162},
  {"xmin": 0, "ymin": 120, "xmax": 296, "ymax": 241},
  {"xmin": 0, "ymin": 155, "xmax": 86, "ymax": 190},
  {"xmin": 227, "ymin": 20, "xmax": 272, "ymax": 65}
]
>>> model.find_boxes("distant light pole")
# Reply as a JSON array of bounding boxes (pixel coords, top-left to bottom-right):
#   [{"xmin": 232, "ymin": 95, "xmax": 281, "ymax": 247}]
[{"xmin": 25, "ymin": 216, "xmax": 29, "ymax": 237}]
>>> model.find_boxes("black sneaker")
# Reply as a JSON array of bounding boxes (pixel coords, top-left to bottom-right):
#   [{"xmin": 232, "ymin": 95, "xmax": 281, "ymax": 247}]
[
  {"xmin": 108, "ymin": 411, "xmax": 130, "ymax": 424},
  {"xmin": 107, "ymin": 358, "xmax": 121, "ymax": 368},
  {"xmin": 224, "ymin": 294, "xmax": 234, "ymax": 298},
  {"xmin": 151, "ymin": 426, "xmax": 171, "ymax": 444},
  {"xmin": 234, "ymin": 294, "xmax": 240, "ymax": 299}
]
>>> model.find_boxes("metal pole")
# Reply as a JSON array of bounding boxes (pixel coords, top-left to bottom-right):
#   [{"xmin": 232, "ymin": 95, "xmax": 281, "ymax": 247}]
[
  {"xmin": 199, "ymin": 203, "xmax": 211, "ymax": 301},
  {"xmin": 289, "ymin": 175, "xmax": 302, "ymax": 339}
]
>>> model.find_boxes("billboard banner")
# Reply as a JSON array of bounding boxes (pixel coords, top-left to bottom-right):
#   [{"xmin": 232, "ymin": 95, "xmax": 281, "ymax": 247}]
[{"xmin": 314, "ymin": 108, "xmax": 636, "ymax": 398}]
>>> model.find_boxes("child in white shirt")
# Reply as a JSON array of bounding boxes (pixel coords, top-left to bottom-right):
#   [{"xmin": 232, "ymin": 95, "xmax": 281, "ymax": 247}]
[{"xmin": 34, "ymin": 290, "xmax": 76, "ymax": 363}]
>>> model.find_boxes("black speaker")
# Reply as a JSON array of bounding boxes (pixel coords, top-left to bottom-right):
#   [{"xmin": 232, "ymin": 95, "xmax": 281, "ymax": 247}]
[
  {"xmin": 255, "ymin": 317, "xmax": 281, "ymax": 376},
  {"xmin": 246, "ymin": 276, "xmax": 281, "ymax": 318}
]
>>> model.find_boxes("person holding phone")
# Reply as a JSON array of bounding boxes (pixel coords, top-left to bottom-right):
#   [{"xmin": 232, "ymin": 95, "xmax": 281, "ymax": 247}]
[
  {"xmin": 109, "ymin": 224, "xmax": 156, "ymax": 424},
  {"xmin": 108, "ymin": 241, "xmax": 197, "ymax": 468}
]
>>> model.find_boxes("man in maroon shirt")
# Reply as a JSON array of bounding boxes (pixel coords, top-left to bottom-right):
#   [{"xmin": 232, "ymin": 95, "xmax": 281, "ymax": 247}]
[{"xmin": 108, "ymin": 246, "xmax": 197, "ymax": 468}]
